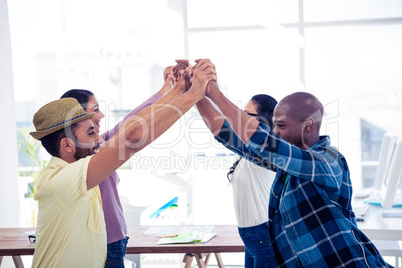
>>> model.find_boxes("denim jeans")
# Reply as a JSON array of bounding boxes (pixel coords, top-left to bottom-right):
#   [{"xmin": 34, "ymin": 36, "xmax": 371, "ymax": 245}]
[
  {"xmin": 104, "ymin": 236, "xmax": 129, "ymax": 268},
  {"xmin": 238, "ymin": 222, "xmax": 276, "ymax": 268}
]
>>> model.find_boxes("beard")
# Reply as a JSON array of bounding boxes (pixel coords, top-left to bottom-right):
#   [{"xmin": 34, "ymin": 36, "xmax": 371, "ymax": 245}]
[{"xmin": 73, "ymin": 142, "xmax": 100, "ymax": 160}]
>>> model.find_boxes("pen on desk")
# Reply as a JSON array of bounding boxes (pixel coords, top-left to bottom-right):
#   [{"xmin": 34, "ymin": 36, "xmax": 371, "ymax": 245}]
[{"xmin": 161, "ymin": 234, "xmax": 178, "ymax": 238}]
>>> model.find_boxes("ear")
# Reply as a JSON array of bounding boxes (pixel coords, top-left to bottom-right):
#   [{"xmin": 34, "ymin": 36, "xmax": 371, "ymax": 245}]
[
  {"xmin": 303, "ymin": 118, "xmax": 314, "ymax": 133},
  {"xmin": 60, "ymin": 137, "xmax": 75, "ymax": 154}
]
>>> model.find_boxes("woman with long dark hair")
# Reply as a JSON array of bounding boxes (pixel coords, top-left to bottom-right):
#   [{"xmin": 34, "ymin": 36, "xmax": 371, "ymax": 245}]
[{"xmin": 197, "ymin": 92, "xmax": 278, "ymax": 268}]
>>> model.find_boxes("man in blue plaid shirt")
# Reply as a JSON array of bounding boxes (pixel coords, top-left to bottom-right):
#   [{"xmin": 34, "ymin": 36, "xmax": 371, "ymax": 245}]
[{"xmin": 201, "ymin": 82, "xmax": 388, "ymax": 267}]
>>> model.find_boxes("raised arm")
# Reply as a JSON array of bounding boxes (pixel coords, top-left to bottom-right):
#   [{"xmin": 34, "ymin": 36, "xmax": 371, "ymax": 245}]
[
  {"xmin": 195, "ymin": 82, "xmax": 226, "ymax": 137},
  {"xmin": 196, "ymin": 82, "xmax": 275, "ymax": 170},
  {"xmin": 207, "ymin": 82, "xmax": 260, "ymax": 144},
  {"xmin": 86, "ymin": 59, "xmax": 216, "ymax": 189},
  {"xmin": 159, "ymin": 65, "xmax": 175, "ymax": 96}
]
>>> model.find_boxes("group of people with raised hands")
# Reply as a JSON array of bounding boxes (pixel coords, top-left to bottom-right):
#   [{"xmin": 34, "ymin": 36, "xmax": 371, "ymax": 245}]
[{"xmin": 30, "ymin": 58, "xmax": 388, "ymax": 267}]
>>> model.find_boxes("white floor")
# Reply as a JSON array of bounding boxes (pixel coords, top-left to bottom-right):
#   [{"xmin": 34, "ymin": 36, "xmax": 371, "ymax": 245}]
[
  {"xmin": 0, "ymin": 253, "xmax": 245, "ymax": 268},
  {"xmin": 1, "ymin": 253, "xmax": 400, "ymax": 268}
]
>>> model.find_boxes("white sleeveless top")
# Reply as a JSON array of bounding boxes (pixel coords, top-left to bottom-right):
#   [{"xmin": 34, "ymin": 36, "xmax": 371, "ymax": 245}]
[{"xmin": 231, "ymin": 158, "xmax": 275, "ymax": 228}]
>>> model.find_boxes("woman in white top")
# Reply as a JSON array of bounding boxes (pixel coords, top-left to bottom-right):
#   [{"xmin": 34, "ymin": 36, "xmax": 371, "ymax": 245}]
[{"xmin": 197, "ymin": 92, "xmax": 277, "ymax": 268}]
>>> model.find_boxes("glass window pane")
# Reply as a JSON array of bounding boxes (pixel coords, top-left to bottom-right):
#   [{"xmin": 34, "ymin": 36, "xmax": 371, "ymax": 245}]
[
  {"xmin": 305, "ymin": 0, "xmax": 402, "ymax": 22},
  {"xmin": 187, "ymin": 0, "xmax": 298, "ymax": 28},
  {"xmin": 361, "ymin": 119, "xmax": 386, "ymax": 162},
  {"xmin": 305, "ymin": 24, "xmax": 402, "ymax": 188},
  {"xmin": 188, "ymin": 29, "xmax": 301, "ymax": 103},
  {"xmin": 362, "ymin": 166, "xmax": 377, "ymax": 188},
  {"xmin": 305, "ymin": 25, "xmax": 402, "ymax": 99},
  {"xmin": 9, "ymin": 0, "xmax": 184, "ymax": 118}
]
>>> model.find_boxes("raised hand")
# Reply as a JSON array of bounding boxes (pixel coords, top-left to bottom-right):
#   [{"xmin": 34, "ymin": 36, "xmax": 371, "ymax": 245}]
[
  {"xmin": 206, "ymin": 81, "xmax": 220, "ymax": 99},
  {"xmin": 173, "ymin": 59, "xmax": 190, "ymax": 82},
  {"xmin": 171, "ymin": 65, "xmax": 193, "ymax": 94},
  {"xmin": 190, "ymin": 59, "xmax": 217, "ymax": 99},
  {"xmin": 163, "ymin": 66, "xmax": 175, "ymax": 86},
  {"xmin": 158, "ymin": 66, "xmax": 175, "ymax": 96}
]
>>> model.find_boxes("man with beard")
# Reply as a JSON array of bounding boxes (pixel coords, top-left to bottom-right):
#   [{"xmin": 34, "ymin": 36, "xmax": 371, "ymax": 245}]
[{"xmin": 29, "ymin": 59, "xmax": 216, "ymax": 267}]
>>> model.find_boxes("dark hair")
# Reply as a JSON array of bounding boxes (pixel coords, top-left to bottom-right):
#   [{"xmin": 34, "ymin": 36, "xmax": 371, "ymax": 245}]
[
  {"xmin": 60, "ymin": 89, "xmax": 94, "ymax": 110},
  {"xmin": 40, "ymin": 124, "xmax": 78, "ymax": 157},
  {"xmin": 227, "ymin": 94, "xmax": 277, "ymax": 182},
  {"xmin": 250, "ymin": 94, "xmax": 277, "ymax": 129}
]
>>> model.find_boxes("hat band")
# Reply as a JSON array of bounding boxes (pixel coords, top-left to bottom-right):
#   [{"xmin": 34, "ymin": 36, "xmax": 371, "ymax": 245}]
[{"xmin": 46, "ymin": 113, "xmax": 88, "ymax": 130}]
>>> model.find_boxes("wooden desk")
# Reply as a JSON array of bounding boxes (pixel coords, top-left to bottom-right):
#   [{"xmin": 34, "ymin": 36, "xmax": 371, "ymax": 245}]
[
  {"xmin": 0, "ymin": 228, "xmax": 34, "ymax": 267},
  {"xmin": 127, "ymin": 225, "xmax": 244, "ymax": 267},
  {"xmin": 0, "ymin": 225, "xmax": 244, "ymax": 268}
]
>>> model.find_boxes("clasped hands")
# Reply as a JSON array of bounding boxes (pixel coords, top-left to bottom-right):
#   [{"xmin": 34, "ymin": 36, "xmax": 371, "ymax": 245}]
[{"xmin": 165, "ymin": 58, "xmax": 219, "ymax": 100}]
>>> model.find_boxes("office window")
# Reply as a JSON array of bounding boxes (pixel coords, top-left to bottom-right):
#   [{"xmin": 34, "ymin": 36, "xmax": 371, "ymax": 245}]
[
  {"xmin": 305, "ymin": 25, "xmax": 402, "ymax": 96},
  {"xmin": 361, "ymin": 119, "xmax": 386, "ymax": 188},
  {"xmin": 9, "ymin": 0, "xmax": 184, "ymax": 120},
  {"xmin": 188, "ymin": 28, "xmax": 301, "ymax": 102},
  {"xmin": 187, "ymin": 0, "xmax": 298, "ymax": 28},
  {"xmin": 304, "ymin": 0, "xmax": 402, "ymax": 22},
  {"xmin": 304, "ymin": 24, "xmax": 402, "ymax": 187},
  {"xmin": 8, "ymin": 0, "xmax": 402, "ymax": 226}
]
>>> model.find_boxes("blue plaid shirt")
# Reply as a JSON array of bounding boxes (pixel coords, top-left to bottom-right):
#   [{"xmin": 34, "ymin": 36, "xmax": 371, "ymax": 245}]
[{"xmin": 216, "ymin": 120, "xmax": 388, "ymax": 267}]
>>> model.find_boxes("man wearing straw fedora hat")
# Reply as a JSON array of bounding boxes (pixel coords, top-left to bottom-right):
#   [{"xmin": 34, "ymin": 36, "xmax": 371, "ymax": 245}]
[{"xmin": 30, "ymin": 59, "xmax": 216, "ymax": 268}]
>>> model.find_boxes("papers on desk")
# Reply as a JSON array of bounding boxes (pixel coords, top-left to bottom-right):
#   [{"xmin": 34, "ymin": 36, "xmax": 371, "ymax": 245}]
[
  {"xmin": 144, "ymin": 225, "xmax": 215, "ymax": 235},
  {"xmin": 157, "ymin": 231, "xmax": 217, "ymax": 245}
]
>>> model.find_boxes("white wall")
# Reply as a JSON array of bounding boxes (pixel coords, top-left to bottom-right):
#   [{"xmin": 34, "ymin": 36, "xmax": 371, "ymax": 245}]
[{"xmin": 0, "ymin": 0, "xmax": 20, "ymax": 227}]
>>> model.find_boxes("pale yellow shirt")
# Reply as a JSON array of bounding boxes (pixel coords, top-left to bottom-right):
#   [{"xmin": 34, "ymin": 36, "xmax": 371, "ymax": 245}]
[{"xmin": 32, "ymin": 156, "xmax": 106, "ymax": 268}]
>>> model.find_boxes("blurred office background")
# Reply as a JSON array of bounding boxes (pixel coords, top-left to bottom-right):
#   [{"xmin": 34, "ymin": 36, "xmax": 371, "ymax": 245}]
[{"xmin": 2, "ymin": 0, "xmax": 402, "ymax": 266}]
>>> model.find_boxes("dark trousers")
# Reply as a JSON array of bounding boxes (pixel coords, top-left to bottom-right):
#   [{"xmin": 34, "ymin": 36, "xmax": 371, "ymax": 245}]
[
  {"xmin": 238, "ymin": 222, "xmax": 276, "ymax": 268},
  {"xmin": 104, "ymin": 236, "xmax": 129, "ymax": 268}
]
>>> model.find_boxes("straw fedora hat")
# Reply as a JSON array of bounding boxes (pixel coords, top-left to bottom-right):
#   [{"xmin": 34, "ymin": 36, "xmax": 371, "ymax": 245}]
[{"xmin": 30, "ymin": 98, "xmax": 95, "ymax": 140}]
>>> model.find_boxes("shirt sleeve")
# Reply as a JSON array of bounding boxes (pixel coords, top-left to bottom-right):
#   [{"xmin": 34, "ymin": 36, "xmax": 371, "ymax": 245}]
[
  {"xmin": 247, "ymin": 121, "xmax": 344, "ymax": 192},
  {"xmin": 102, "ymin": 92, "xmax": 161, "ymax": 141},
  {"xmin": 215, "ymin": 120, "xmax": 277, "ymax": 171},
  {"xmin": 47, "ymin": 155, "xmax": 94, "ymax": 208}
]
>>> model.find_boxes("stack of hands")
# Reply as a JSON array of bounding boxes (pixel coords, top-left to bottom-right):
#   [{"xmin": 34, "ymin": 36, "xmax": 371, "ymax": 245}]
[{"xmin": 163, "ymin": 58, "xmax": 219, "ymax": 101}]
